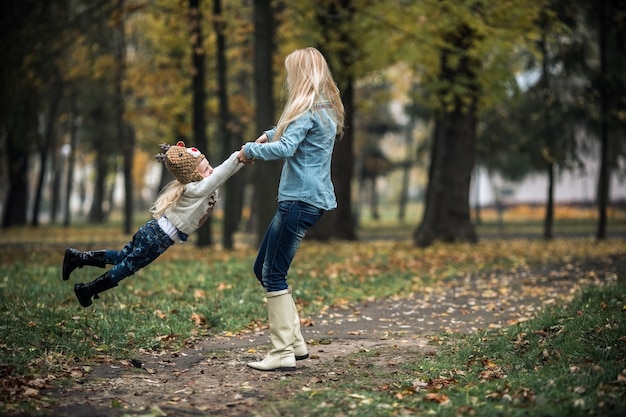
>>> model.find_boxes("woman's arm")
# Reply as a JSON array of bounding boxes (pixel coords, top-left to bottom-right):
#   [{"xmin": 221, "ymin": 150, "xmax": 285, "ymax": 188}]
[{"xmin": 244, "ymin": 114, "xmax": 313, "ymax": 161}]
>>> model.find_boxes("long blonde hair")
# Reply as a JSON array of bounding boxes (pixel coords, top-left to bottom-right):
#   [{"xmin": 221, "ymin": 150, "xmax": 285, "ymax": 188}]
[
  {"xmin": 150, "ymin": 180, "xmax": 185, "ymax": 219},
  {"xmin": 273, "ymin": 47, "xmax": 345, "ymax": 141}
]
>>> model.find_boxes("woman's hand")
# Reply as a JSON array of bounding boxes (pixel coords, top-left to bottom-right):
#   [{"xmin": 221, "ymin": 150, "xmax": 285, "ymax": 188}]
[
  {"xmin": 255, "ymin": 133, "xmax": 269, "ymax": 144},
  {"xmin": 238, "ymin": 146, "xmax": 254, "ymax": 164}
]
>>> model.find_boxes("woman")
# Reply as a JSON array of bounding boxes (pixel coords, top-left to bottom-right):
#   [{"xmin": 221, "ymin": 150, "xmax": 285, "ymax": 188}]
[{"xmin": 238, "ymin": 47, "xmax": 345, "ymax": 371}]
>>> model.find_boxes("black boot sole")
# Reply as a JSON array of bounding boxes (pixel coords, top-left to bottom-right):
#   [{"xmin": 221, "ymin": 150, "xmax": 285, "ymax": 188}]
[
  {"xmin": 62, "ymin": 248, "xmax": 80, "ymax": 281},
  {"xmin": 74, "ymin": 284, "xmax": 93, "ymax": 307}
]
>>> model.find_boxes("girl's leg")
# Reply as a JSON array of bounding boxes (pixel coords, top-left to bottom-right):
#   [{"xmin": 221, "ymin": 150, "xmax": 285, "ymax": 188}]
[
  {"xmin": 105, "ymin": 236, "xmax": 138, "ymax": 265},
  {"xmin": 106, "ymin": 219, "xmax": 175, "ymax": 284},
  {"xmin": 74, "ymin": 220, "xmax": 174, "ymax": 307}
]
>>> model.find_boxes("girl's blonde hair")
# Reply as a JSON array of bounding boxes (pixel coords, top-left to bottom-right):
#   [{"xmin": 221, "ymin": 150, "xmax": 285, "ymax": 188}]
[
  {"xmin": 150, "ymin": 180, "xmax": 185, "ymax": 219},
  {"xmin": 273, "ymin": 47, "xmax": 345, "ymax": 141}
]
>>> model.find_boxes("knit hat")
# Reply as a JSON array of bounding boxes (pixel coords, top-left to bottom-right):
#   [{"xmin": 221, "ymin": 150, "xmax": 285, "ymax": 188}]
[{"xmin": 155, "ymin": 141, "xmax": 206, "ymax": 184}]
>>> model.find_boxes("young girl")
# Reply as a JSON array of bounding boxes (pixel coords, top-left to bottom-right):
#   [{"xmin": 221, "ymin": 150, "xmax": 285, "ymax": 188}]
[
  {"xmin": 237, "ymin": 47, "xmax": 345, "ymax": 371},
  {"xmin": 63, "ymin": 141, "xmax": 244, "ymax": 307}
]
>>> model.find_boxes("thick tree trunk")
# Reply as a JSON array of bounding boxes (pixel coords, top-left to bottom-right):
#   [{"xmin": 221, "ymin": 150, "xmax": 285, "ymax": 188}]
[
  {"xmin": 3, "ymin": 139, "xmax": 29, "ymax": 228},
  {"xmin": 214, "ymin": 0, "xmax": 242, "ymax": 250},
  {"xmin": 115, "ymin": 0, "xmax": 133, "ymax": 235},
  {"xmin": 122, "ymin": 125, "xmax": 135, "ymax": 231},
  {"xmin": 310, "ymin": 0, "xmax": 357, "ymax": 241},
  {"xmin": 414, "ymin": 105, "xmax": 477, "ymax": 247},
  {"xmin": 414, "ymin": 24, "xmax": 479, "ymax": 247},
  {"xmin": 252, "ymin": 0, "xmax": 281, "ymax": 245},
  {"xmin": 31, "ymin": 78, "xmax": 63, "ymax": 226},
  {"xmin": 331, "ymin": 78, "xmax": 357, "ymax": 239},
  {"xmin": 310, "ymin": 77, "xmax": 357, "ymax": 240},
  {"xmin": 189, "ymin": 0, "xmax": 212, "ymax": 247}
]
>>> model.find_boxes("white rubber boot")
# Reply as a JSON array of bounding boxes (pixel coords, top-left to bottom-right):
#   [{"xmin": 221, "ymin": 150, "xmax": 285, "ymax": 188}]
[
  {"xmin": 248, "ymin": 289, "xmax": 297, "ymax": 371},
  {"xmin": 291, "ymin": 293, "xmax": 309, "ymax": 360}
]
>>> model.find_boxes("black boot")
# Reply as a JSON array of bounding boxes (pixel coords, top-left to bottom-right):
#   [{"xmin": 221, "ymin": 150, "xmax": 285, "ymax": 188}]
[
  {"xmin": 74, "ymin": 274, "xmax": 118, "ymax": 307},
  {"xmin": 63, "ymin": 248, "xmax": 107, "ymax": 281}
]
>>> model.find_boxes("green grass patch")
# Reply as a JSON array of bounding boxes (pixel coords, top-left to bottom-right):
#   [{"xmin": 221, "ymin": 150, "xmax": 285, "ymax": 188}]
[
  {"xmin": 1, "ymin": 229, "xmax": 624, "ymax": 376},
  {"xmin": 0, "ymin": 223, "xmax": 624, "ymax": 417},
  {"xmin": 283, "ymin": 283, "xmax": 626, "ymax": 416}
]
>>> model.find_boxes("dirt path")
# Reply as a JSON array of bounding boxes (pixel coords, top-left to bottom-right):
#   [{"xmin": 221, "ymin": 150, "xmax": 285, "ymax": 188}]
[{"xmin": 23, "ymin": 260, "xmax": 619, "ymax": 417}]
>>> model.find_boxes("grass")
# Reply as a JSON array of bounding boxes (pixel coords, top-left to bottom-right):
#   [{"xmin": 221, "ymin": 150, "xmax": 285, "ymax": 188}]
[
  {"xmin": 281, "ymin": 283, "xmax": 626, "ymax": 416},
  {"xmin": 0, "ymin": 210, "xmax": 625, "ymax": 415}
]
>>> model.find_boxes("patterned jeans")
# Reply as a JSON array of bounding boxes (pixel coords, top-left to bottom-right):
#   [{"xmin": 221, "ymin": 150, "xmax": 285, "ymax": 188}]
[{"xmin": 105, "ymin": 219, "xmax": 175, "ymax": 284}]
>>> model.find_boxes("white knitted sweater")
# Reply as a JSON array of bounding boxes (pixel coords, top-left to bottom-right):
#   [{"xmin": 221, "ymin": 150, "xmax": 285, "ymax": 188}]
[{"xmin": 164, "ymin": 151, "xmax": 244, "ymax": 234}]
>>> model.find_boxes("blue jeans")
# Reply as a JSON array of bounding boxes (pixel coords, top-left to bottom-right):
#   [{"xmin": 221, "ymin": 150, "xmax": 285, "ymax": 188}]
[
  {"xmin": 254, "ymin": 201, "xmax": 324, "ymax": 292},
  {"xmin": 105, "ymin": 219, "xmax": 175, "ymax": 284}
]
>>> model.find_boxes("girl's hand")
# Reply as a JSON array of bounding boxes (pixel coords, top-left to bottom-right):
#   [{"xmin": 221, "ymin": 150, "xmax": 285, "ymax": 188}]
[{"xmin": 255, "ymin": 133, "xmax": 268, "ymax": 144}]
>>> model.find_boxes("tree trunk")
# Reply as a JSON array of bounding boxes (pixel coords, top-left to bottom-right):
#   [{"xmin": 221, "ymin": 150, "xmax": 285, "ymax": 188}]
[
  {"xmin": 331, "ymin": 78, "xmax": 357, "ymax": 239},
  {"xmin": 189, "ymin": 0, "xmax": 212, "ymax": 247},
  {"xmin": 122, "ymin": 124, "xmax": 135, "ymax": 231},
  {"xmin": 89, "ymin": 135, "xmax": 107, "ymax": 223},
  {"xmin": 369, "ymin": 178, "xmax": 379, "ymax": 220},
  {"xmin": 414, "ymin": 25, "xmax": 479, "ymax": 247},
  {"xmin": 398, "ymin": 115, "xmax": 415, "ymax": 222},
  {"xmin": 596, "ymin": 0, "xmax": 609, "ymax": 240},
  {"xmin": 3, "ymin": 137, "xmax": 29, "ymax": 228},
  {"xmin": 539, "ymin": 19, "xmax": 554, "ymax": 241},
  {"xmin": 50, "ymin": 145, "xmax": 62, "ymax": 223},
  {"xmin": 252, "ymin": 0, "xmax": 281, "ymax": 245},
  {"xmin": 543, "ymin": 162, "xmax": 554, "ymax": 240},
  {"xmin": 31, "ymin": 77, "xmax": 63, "ymax": 226},
  {"xmin": 414, "ymin": 105, "xmax": 477, "ymax": 247},
  {"xmin": 310, "ymin": 0, "xmax": 357, "ymax": 241},
  {"xmin": 63, "ymin": 91, "xmax": 79, "ymax": 227},
  {"xmin": 49, "ymin": 82, "xmax": 66, "ymax": 224},
  {"xmin": 214, "ymin": 0, "xmax": 240, "ymax": 250},
  {"xmin": 115, "ymin": 0, "xmax": 133, "ymax": 235}
]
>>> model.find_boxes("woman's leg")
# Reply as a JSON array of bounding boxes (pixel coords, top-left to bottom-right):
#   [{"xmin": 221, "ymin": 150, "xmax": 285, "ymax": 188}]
[
  {"xmin": 253, "ymin": 221, "xmax": 272, "ymax": 286},
  {"xmin": 260, "ymin": 201, "xmax": 323, "ymax": 291}
]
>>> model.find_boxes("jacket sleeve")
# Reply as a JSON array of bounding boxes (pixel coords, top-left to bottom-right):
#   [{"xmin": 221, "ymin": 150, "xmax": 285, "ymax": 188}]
[
  {"xmin": 244, "ymin": 113, "xmax": 313, "ymax": 161},
  {"xmin": 264, "ymin": 127, "xmax": 277, "ymax": 141},
  {"xmin": 184, "ymin": 151, "xmax": 244, "ymax": 197}
]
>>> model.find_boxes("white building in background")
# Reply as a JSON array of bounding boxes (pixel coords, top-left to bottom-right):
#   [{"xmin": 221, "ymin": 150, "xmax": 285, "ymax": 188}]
[{"xmin": 471, "ymin": 152, "xmax": 626, "ymax": 207}]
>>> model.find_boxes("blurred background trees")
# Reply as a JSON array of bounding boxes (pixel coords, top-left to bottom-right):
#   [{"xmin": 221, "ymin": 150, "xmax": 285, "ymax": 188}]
[{"xmin": 1, "ymin": 0, "xmax": 624, "ymax": 247}]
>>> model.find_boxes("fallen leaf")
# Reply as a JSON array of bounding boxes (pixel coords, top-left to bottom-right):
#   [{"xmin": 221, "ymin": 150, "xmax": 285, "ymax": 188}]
[
  {"xmin": 425, "ymin": 392, "xmax": 450, "ymax": 404},
  {"xmin": 190, "ymin": 312, "xmax": 206, "ymax": 326}
]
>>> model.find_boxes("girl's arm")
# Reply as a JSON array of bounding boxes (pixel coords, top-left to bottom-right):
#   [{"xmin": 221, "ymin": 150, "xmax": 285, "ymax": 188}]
[{"xmin": 186, "ymin": 151, "xmax": 243, "ymax": 196}]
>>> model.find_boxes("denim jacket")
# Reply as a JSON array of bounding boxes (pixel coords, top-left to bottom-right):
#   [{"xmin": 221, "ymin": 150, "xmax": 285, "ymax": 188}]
[{"xmin": 243, "ymin": 105, "xmax": 338, "ymax": 211}]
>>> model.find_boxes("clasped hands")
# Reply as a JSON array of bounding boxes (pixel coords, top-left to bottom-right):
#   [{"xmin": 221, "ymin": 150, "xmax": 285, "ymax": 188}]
[{"xmin": 237, "ymin": 133, "xmax": 269, "ymax": 164}]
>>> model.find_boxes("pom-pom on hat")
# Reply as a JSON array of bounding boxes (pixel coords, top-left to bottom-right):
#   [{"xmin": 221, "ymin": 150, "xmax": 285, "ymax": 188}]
[{"xmin": 155, "ymin": 141, "xmax": 206, "ymax": 184}]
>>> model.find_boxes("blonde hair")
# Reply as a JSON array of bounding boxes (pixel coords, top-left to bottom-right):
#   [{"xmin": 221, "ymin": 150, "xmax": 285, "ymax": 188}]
[
  {"xmin": 150, "ymin": 180, "xmax": 185, "ymax": 219},
  {"xmin": 273, "ymin": 47, "xmax": 345, "ymax": 141}
]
